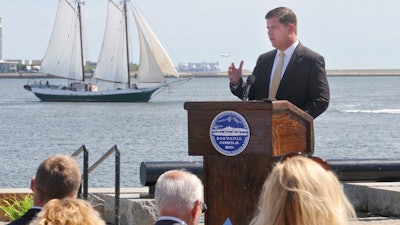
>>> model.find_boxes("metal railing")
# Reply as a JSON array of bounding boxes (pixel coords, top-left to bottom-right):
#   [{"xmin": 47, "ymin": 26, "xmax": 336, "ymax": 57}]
[
  {"xmin": 71, "ymin": 145, "xmax": 89, "ymax": 199},
  {"xmin": 71, "ymin": 144, "xmax": 120, "ymax": 225}
]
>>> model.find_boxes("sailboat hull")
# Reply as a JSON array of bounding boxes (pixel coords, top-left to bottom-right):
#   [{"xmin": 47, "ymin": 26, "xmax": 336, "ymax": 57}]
[
  {"xmin": 29, "ymin": 86, "xmax": 159, "ymax": 102},
  {"xmin": 27, "ymin": 0, "xmax": 182, "ymax": 103}
]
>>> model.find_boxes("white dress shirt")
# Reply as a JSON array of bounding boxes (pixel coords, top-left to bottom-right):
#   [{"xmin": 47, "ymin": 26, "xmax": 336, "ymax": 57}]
[
  {"xmin": 269, "ymin": 40, "xmax": 299, "ymax": 88},
  {"xmin": 157, "ymin": 216, "xmax": 188, "ymax": 225}
]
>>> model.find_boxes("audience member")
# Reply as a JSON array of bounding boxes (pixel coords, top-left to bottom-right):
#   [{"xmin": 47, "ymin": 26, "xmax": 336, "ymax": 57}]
[
  {"xmin": 250, "ymin": 154, "xmax": 356, "ymax": 225},
  {"xmin": 154, "ymin": 170, "xmax": 206, "ymax": 225},
  {"xmin": 8, "ymin": 154, "xmax": 81, "ymax": 225},
  {"xmin": 29, "ymin": 198, "xmax": 105, "ymax": 225}
]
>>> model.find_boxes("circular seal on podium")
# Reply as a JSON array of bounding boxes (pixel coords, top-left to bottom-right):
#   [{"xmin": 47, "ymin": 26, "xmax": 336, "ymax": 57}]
[{"xmin": 209, "ymin": 110, "xmax": 250, "ymax": 156}]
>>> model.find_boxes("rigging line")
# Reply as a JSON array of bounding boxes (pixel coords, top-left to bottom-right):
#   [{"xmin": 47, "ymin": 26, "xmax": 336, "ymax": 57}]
[
  {"xmin": 127, "ymin": 0, "xmax": 181, "ymax": 64},
  {"xmin": 152, "ymin": 77, "xmax": 193, "ymax": 97}
]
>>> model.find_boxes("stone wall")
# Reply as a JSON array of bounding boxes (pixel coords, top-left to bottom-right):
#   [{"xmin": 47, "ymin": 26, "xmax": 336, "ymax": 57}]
[
  {"xmin": 343, "ymin": 183, "xmax": 400, "ymax": 217},
  {"xmin": 104, "ymin": 195, "xmax": 157, "ymax": 225}
]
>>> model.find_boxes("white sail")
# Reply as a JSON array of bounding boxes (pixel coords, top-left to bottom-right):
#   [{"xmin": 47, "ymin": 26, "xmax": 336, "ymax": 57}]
[
  {"xmin": 40, "ymin": 0, "xmax": 83, "ymax": 80},
  {"xmin": 26, "ymin": 0, "xmax": 180, "ymax": 102},
  {"xmin": 132, "ymin": 5, "xmax": 179, "ymax": 83},
  {"xmin": 94, "ymin": 1, "xmax": 129, "ymax": 84},
  {"xmin": 95, "ymin": 0, "xmax": 178, "ymax": 85}
]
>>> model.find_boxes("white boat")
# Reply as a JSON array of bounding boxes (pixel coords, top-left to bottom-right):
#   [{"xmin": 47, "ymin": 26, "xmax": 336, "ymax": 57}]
[{"xmin": 24, "ymin": 0, "xmax": 180, "ymax": 102}]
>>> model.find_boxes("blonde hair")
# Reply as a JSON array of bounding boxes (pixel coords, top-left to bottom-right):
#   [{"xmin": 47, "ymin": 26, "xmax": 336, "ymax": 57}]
[
  {"xmin": 250, "ymin": 156, "xmax": 356, "ymax": 225},
  {"xmin": 30, "ymin": 198, "xmax": 105, "ymax": 225}
]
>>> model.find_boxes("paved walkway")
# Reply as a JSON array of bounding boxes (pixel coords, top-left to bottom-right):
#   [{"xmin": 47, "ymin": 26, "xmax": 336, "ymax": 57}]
[{"xmin": 351, "ymin": 217, "xmax": 400, "ymax": 225}]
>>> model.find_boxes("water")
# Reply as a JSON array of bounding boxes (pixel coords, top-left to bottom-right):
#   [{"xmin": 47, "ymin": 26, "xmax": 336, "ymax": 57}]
[{"xmin": 0, "ymin": 76, "xmax": 399, "ymax": 188}]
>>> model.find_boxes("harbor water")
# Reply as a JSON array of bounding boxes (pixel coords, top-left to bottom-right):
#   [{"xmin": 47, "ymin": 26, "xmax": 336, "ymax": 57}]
[{"xmin": 0, "ymin": 76, "xmax": 399, "ymax": 188}]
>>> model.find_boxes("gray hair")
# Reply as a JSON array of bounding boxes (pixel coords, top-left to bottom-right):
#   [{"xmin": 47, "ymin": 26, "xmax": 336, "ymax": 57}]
[{"xmin": 154, "ymin": 170, "xmax": 204, "ymax": 216}]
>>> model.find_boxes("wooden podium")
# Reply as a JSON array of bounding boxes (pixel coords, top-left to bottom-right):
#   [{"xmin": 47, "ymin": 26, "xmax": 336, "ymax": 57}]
[{"xmin": 184, "ymin": 100, "xmax": 314, "ymax": 225}]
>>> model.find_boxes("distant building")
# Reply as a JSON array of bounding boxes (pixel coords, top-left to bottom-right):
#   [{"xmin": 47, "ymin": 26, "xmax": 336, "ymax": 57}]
[
  {"xmin": 0, "ymin": 61, "xmax": 17, "ymax": 73},
  {"xmin": 178, "ymin": 62, "xmax": 220, "ymax": 72},
  {"xmin": 10, "ymin": 59, "xmax": 42, "ymax": 66}
]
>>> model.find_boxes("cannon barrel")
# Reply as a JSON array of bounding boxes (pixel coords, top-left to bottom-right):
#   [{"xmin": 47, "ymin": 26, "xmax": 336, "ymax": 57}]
[
  {"xmin": 140, "ymin": 161, "xmax": 203, "ymax": 186},
  {"xmin": 329, "ymin": 158, "xmax": 400, "ymax": 182}
]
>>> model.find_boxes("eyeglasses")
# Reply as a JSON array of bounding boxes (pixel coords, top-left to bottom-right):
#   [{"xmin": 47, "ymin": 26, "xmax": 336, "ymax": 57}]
[
  {"xmin": 278, "ymin": 152, "xmax": 331, "ymax": 170},
  {"xmin": 195, "ymin": 201, "xmax": 208, "ymax": 214},
  {"xmin": 201, "ymin": 202, "xmax": 207, "ymax": 214}
]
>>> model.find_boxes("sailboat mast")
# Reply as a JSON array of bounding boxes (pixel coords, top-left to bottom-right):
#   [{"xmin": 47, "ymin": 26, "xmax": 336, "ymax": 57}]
[
  {"xmin": 77, "ymin": 0, "xmax": 85, "ymax": 81},
  {"xmin": 123, "ymin": 0, "xmax": 131, "ymax": 87}
]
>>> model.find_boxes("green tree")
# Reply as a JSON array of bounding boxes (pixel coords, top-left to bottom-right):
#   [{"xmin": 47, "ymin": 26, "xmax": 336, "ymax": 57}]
[{"xmin": 16, "ymin": 64, "xmax": 26, "ymax": 72}]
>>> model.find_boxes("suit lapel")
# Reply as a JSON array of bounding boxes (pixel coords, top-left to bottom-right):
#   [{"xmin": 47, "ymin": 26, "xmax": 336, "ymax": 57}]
[
  {"xmin": 277, "ymin": 43, "xmax": 304, "ymax": 94},
  {"xmin": 264, "ymin": 50, "xmax": 277, "ymax": 97}
]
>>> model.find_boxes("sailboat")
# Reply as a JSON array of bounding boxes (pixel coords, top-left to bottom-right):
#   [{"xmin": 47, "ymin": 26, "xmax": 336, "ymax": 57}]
[{"xmin": 24, "ymin": 0, "xmax": 180, "ymax": 102}]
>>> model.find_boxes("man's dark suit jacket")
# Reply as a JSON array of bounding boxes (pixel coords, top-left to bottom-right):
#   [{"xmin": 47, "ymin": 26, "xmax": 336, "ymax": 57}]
[
  {"xmin": 154, "ymin": 219, "xmax": 183, "ymax": 225},
  {"xmin": 7, "ymin": 208, "xmax": 41, "ymax": 225},
  {"xmin": 231, "ymin": 43, "xmax": 330, "ymax": 118}
]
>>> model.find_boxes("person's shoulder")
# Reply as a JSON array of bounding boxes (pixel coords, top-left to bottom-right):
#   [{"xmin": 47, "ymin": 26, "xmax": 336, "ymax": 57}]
[
  {"xmin": 296, "ymin": 43, "xmax": 324, "ymax": 59},
  {"xmin": 154, "ymin": 220, "xmax": 182, "ymax": 225},
  {"xmin": 7, "ymin": 208, "xmax": 41, "ymax": 225},
  {"xmin": 257, "ymin": 49, "xmax": 277, "ymax": 61}
]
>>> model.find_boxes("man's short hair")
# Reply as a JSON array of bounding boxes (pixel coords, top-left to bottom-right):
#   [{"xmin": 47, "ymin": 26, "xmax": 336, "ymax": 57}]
[
  {"xmin": 34, "ymin": 154, "xmax": 81, "ymax": 202},
  {"xmin": 265, "ymin": 7, "xmax": 297, "ymax": 33}
]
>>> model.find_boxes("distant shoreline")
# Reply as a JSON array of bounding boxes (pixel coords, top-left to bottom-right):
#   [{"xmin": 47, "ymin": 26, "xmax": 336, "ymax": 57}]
[{"xmin": 2, "ymin": 69, "xmax": 400, "ymax": 79}]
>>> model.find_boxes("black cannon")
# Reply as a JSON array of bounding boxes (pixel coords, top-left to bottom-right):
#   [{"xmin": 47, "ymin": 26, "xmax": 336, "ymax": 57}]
[
  {"xmin": 139, "ymin": 161, "xmax": 203, "ymax": 197},
  {"xmin": 139, "ymin": 158, "xmax": 400, "ymax": 197},
  {"xmin": 329, "ymin": 158, "xmax": 400, "ymax": 182}
]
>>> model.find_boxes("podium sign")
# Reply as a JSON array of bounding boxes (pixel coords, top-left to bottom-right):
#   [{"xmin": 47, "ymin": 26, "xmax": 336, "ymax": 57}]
[{"xmin": 184, "ymin": 100, "xmax": 313, "ymax": 225}]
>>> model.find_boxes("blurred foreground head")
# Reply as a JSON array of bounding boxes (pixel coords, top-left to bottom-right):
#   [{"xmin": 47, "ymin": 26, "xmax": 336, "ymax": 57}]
[
  {"xmin": 30, "ymin": 198, "xmax": 105, "ymax": 225},
  {"xmin": 250, "ymin": 156, "xmax": 356, "ymax": 225}
]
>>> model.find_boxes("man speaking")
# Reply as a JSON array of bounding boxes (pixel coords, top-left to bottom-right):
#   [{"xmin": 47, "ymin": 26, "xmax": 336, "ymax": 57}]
[{"xmin": 229, "ymin": 7, "xmax": 330, "ymax": 119}]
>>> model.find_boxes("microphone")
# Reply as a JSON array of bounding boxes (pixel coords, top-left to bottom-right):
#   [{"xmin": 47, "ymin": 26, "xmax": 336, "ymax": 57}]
[{"xmin": 243, "ymin": 75, "xmax": 255, "ymax": 101}]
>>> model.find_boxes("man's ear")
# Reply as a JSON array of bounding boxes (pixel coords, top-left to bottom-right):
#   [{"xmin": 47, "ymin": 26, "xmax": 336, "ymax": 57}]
[
  {"xmin": 288, "ymin": 23, "xmax": 295, "ymax": 34},
  {"xmin": 30, "ymin": 177, "xmax": 35, "ymax": 192},
  {"xmin": 191, "ymin": 201, "xmax": 200, "ymax": 218}
]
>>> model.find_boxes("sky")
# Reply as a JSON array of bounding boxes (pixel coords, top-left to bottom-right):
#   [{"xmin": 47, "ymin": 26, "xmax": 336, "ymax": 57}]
[{"xmin": 1, "ymin": 0, "xmax": 400, "ymax": 71}]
